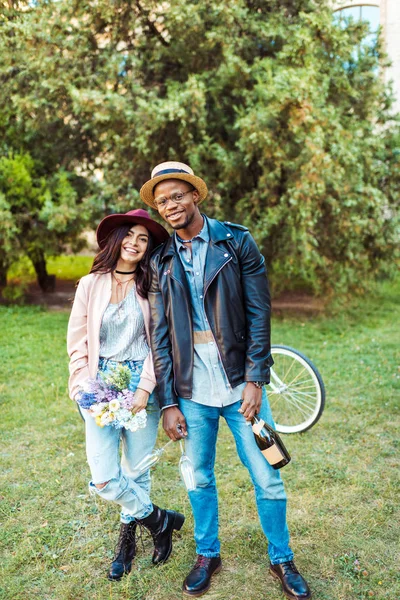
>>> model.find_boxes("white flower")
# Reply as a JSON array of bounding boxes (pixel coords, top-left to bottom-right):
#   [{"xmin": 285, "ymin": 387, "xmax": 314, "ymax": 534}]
[
  {"xmin": 125, "ymin": 420, "xmax": 139, "ymax": 432},
  {"xmin": 91, "ymin": 402, "xmax": 107, "ymax": 416},
  {"xmin": 116, "ymin": 408, "xmax": 131, "ymax": 421},
  {"xmin": 124, "ymin": 409, "xmax": 147, "ymax": 432},
  {"xmin": 135, "ymin": 409, "xmax": 147, "ymax": 426},
  {"xmin": 109, "ymin": 399, "xmax": 120, "ymax": 412},
  {"xmin": 100, "ymin": 412, "xmax": 114, "ymax": 426}
]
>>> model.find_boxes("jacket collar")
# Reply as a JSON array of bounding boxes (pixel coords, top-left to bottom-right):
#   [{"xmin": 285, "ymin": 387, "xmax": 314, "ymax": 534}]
[{"xmin": 159, "ymin": 214, "xmax": 228, "ymax": 261}]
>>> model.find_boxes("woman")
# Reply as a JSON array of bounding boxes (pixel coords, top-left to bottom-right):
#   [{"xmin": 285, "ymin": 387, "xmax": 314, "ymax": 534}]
[{"xmin": 67, "ymin": 208, "xmax": 184, "ymax": 581}]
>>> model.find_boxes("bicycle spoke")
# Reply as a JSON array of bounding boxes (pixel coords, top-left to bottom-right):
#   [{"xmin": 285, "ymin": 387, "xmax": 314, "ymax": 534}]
[
  {"xmin": 285, "ymin": 389, "xmax": 318, "ymax": 400},
  {"xmin": 269, "ymin": 387, "xmax": 317, "ymax": 409},
  {"xmin": 271, "ymin": 368, "xmax": 312, "ymax": 391},
  {"xmin": 270, "ymin": 393, "xmax": 314, "ymax": 423},
  {"xmin": 282, "ymin": 367, "xmax": 309, "ymax": 387},
  {"xmin": 286, "ymin": 394, "xmax": 317, "ymax": 410},
  {"xmin": 285, "ymin": 379, "xmax": 317, "ymax": 389},
  {"xmin": 282, "ymin": 391, "xmax": 316, "ymax": 414},
  {"xmin": 275, "ymin": 358, "xmax": 298, "ymax": 383}
]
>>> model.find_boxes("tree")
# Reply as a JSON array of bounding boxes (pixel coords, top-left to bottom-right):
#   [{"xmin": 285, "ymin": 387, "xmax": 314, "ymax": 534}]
[
  {"xmin": 0, "ymin": 0, "xmax": 398, "ymax": 295},
  {"xmin": 0, "ymin": 191, "xmax": 18, "ymax": 287},
  {"xmin": 0, "ymin": 153, "xmax": 92, "ymax": 290},
  {"xmin": 0, "ymin": 1, "xmax": 101, "ymax": 290}
]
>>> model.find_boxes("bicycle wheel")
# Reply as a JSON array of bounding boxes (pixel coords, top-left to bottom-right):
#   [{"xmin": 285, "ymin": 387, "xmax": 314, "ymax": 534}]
[{"xmin": 268, "ymin": 345, "xmax": 325, "ymax": 434}]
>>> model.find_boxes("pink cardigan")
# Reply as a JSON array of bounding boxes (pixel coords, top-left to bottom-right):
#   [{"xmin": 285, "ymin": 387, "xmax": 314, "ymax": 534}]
[{"xmin": 67, "ymin": 272, "xmax": 157, "ymax": 401}]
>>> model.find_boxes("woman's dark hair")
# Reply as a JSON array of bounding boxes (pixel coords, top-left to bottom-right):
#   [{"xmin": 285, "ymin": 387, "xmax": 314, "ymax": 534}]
[{"xmin": 90, "ymin": 224, "xmax": 155, "ymax": 298}]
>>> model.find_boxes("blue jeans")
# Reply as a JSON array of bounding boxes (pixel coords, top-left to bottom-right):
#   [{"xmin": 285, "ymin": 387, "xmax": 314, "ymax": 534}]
[
  {"xmin": 179, "ymin": 389, "xmax": 294, "ymax": 564},
  {"xmin": 82, "ymin": 358, "xmax": 160, "ymax": 522}
]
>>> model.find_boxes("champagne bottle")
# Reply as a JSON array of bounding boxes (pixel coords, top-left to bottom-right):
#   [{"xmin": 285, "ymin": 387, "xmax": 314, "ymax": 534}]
[{"xmin": 251, "ymin": 415, "xmax": 291, "ymax": 470}]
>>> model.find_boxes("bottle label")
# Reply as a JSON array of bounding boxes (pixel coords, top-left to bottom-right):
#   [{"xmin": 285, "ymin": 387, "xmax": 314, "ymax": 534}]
[
  {"xmin": 252, "ymin": 418, "xmax": 285, "ymax": 465},
  {"xmin": 261, "ymin": 445, "xmax": 285, "ymax": 465}
]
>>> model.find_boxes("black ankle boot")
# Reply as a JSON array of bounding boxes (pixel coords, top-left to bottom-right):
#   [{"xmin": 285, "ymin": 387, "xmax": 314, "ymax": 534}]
[
  {"xmin": 137, "ymin": 505, "xmax": 185, "ymax": 565},
  {"xmin": 107, "ymin": 521, "xmax": 137, "ymax": 581}
]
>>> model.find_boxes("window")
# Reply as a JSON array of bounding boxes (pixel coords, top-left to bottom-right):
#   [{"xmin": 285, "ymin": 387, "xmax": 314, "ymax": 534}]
[{"xmin": 335, "ymin": 5, "xmax": 380, "ymax": 46}]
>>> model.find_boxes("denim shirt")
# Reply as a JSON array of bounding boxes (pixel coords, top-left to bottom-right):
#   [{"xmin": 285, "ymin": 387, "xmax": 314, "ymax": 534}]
[{"xmin": 175, "ymin": 219, "xmax": 246, "ymax": 407}]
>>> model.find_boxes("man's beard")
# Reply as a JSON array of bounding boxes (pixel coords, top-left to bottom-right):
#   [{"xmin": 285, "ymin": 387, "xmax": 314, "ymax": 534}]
[{"xmin": 168, "ymin": 211, "xmax": 195, "ymax": 231}]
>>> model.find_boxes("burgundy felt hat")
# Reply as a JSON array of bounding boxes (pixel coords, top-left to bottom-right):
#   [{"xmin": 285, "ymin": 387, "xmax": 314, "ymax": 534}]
[{"xmin": 96, "ymin": 208, "xmax": 170, "ymax": 249}]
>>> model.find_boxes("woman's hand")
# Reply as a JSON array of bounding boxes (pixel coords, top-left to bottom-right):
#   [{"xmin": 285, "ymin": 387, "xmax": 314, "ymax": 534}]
[{"xmin": 131, "ymin": 388, "xmax": 150, "ymax": 414}]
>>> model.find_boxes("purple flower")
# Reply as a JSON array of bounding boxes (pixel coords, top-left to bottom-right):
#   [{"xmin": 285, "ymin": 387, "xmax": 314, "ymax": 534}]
[
  {"xmin": 77, "ymin": 392, "xmax": 97, "ymax": 409},
  {"xmin": 120, "ymin": 389, "xmax": 135, "ymax": 410}
]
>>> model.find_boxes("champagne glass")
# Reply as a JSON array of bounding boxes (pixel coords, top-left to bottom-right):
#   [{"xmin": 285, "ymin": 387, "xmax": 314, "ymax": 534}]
[
  {"xmin": 133, "ymin": 439, "xmax": 173, "ymax": 476},
  {"xmin": 179, "ymin": 440, "xmax": 196, "ymax": 491}
]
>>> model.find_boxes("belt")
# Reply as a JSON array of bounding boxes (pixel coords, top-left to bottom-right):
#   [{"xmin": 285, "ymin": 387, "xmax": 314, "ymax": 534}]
[{"xmin": 193, "ymin": 330, "xmax": 214, "ymax": 344}]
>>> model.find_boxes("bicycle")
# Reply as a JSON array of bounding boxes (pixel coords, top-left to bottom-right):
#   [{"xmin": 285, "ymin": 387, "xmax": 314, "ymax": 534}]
[
  {"xmin": 268, "ymin": 345, "xmax": 325, "ymax": 434},
  {"xmin": 77, "ymin": 344, "xmax": 325, "ymax": 434}
]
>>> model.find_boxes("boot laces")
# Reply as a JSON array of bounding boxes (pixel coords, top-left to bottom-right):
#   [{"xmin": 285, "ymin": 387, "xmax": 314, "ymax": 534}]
[
  {"xmin": 134, "ymin": 521, "xmax": 148, "ymax": 553},
  {"xmin": 135, "ymin": 508, "xmax": 166, "ymax": 550},
  {"xmin": 282, "ymin": 560, "xmax": 299, "ymax": 575},
  {"xmin": 113, "ymin": 522, "xmax": 137, "ymax": 559},
  {"xmin": 194, "ymin": 555, "xmax": 213, "ymax": 570}
]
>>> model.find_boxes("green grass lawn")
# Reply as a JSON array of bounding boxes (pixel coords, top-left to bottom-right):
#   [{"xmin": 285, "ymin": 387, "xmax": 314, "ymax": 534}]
[
  {"xmin": 8, "ymin": 255, "xmax": 93, "ymax": 284},
  {"xmin": 0, "ymin": 276, "xmax": 399, "ymax": 600}
]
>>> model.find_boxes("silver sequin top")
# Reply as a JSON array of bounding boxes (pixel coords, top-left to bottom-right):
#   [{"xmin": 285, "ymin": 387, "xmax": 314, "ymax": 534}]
[{"xmin": 99, "ymin": 285, "xmax": 150, "ymax": 362}]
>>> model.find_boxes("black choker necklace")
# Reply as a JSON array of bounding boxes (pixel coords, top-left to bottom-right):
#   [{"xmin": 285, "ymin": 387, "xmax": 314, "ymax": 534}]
[{"xmin": 115, "ymin": 268, "xmax": 137, "ymax": 275}]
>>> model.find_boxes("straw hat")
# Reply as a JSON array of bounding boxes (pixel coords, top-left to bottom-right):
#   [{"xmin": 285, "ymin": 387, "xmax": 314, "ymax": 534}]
[
  {"xmin": 140, "ymin": 161, "xmax": 208, "ymax": 209},
  {"xmin": 96, "ymin": 208, "xmax": 169, "ymax": 249}
]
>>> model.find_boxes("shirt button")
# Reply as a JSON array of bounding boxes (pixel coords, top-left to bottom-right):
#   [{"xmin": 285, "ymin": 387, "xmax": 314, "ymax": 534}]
[
  {"xmin": 224, "ymin": 253, "xmax": 229, "ymax": 257},
  {"xmin": 200, "ymin": 295, "xmax": 203, "ymax": 299},
  {"xmin": 227, "ymin": 233, "xmax": 231, "ymax": 237},
  {"xmin": 209, "ymin": 341, "xmax": 214, "ymax": 345},
  {"xmin": 196, "ymin": 272, "xmax": 200, "ymax": 275}
]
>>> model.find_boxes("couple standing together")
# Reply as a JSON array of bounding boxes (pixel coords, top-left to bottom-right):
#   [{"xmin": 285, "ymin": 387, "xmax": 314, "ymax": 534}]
[{"xmin": 67, "ymin": 162, "xmax": 311, "ymax": 600}]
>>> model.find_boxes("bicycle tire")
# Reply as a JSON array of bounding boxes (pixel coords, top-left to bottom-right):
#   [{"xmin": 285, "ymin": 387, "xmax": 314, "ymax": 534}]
[{"xmin": 268, "ymin": 345, "xmax": 325, "ymax": 434}]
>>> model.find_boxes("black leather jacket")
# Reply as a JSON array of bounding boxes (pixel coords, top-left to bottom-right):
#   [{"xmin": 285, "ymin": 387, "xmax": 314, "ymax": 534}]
[{"xmin": 148, "ymin": 215, "xmax": 273, "ymax": 409}]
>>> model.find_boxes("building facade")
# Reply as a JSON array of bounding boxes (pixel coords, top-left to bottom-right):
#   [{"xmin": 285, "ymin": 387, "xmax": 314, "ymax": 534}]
[{"xmin": 333, "ymin": 1, "xmax": 400, "ymax": 112}]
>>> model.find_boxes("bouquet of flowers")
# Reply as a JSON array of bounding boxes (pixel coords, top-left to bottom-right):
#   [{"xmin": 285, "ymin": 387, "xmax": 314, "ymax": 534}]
[{"xmin": 76, "ymin": 363, "xmax": 147, "ymax": 432}]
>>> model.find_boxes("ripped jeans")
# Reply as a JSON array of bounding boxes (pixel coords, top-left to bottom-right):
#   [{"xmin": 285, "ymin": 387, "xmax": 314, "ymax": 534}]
[{"xmin": 82, "ymin": 358, "xmax": 160, "ymax": 522}]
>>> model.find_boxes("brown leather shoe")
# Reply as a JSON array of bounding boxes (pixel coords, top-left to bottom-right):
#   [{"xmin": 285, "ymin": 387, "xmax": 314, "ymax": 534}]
[
  {"xmin": 270, "ymin": 561, "xmax": 311, "ymax": 600},
  {"xmin": 182, "ymin": 555, "xmax": 222, "ymax": 597}
]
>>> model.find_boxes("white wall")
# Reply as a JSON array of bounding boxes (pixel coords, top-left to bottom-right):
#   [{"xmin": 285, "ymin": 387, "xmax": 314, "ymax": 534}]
[{"xmin": 383, "ymin": 0, "xmax": 400, "ymax": 113}]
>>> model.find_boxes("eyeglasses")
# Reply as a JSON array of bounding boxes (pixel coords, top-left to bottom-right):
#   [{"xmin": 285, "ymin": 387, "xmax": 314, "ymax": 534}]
[{"xmin": 154, "ymin": 190, "xmax": 193, "ymax": 209}]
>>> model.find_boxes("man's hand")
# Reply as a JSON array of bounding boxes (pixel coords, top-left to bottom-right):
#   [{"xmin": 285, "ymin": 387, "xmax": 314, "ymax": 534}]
[
  {"xmin": 239, "ymin": 383, "xmax": 262, "ymax": 421},
  {"xmin": 131, "ymin": 388, "xmax": 150, "ymax": 414},
  {"xmin": 162, "ymin": 406, "xmax": 188, "ymax": 441}
]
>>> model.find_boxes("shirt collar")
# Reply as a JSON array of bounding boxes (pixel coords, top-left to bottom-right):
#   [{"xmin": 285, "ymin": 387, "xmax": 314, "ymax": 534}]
[{"xmin": 174, "ymin": 216, "xmax": 209, "ymax": 251}]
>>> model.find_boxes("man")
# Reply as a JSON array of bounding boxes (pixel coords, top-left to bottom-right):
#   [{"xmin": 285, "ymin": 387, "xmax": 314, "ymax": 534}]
[{"xmin": 140, "ymin": 161, "xmax": 311, "ymax": 600}]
